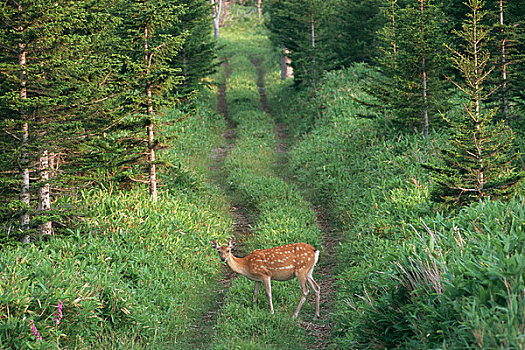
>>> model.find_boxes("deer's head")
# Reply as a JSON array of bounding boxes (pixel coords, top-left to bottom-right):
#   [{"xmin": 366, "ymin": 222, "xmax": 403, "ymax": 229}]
[{"xmin": 211, "ymin": 238, "xmax": 235, "ymax": 263}]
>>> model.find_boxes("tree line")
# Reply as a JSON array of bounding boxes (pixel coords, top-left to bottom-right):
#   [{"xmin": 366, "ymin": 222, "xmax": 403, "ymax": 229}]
[
  {"xmin": 265, "ymin": 0, "xmax": 525, "ymax": 206},
  {"xmin": 1, "ymin": 0, "xmax": 524, "ymax": 243},
  {"xmin": 0, "ymin": 0, "xmax": 217, "ymax": 242}
]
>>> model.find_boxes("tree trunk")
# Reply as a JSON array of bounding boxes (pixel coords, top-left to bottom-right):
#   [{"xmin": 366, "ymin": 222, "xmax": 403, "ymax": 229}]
[
  {"xmin": 213, "ymin": 0, "xmax": 222, "ymax": 39},
  {"xmin": 422, "ymin": 57, "xmax": 429, "ymax": 138},
  {"xmin": 281, "ymin": 47, "xmax": 292, "ymax": 80},
  {"xmin": 281, "ymin": 53, "xmax": 286, "ymax": 80},
  {"xmin": 38, "ymin": 150, "xmax": 53, "ymax": 236},
  {"xmin": 147, "ymin": 122, "xmax": 157, "ymax": 203},
  {"xmin": 18, "ymin": 3, "xmax": 31, "ymax": 239},
  {"xmin": 499, "ymin": 0, "xmax": 508, "ymax": 119},
  {"xmin": 391, "ymin": 0, "xmax": 397, "ymax": 69},
  {"xmin": 19, "ymin": 45, "xmax": 30, "ymax": 230},
  {"xmin": 257, "ymin": 0, "xmax": 262, "ymax": 22},
  {"xmin": 311, "ymin": 12, "xmax": 316, "ymax": 90},
  {"xmin": 471, "ymin": 2, "xmax": 484, "ymax": 195},
  {"xmin": 144, "ymin": 22, "xmax": 158, "ymax": 203},
  {"xmin": 420, "ymin": 0, "xmax": 429, "ymax": 138}
]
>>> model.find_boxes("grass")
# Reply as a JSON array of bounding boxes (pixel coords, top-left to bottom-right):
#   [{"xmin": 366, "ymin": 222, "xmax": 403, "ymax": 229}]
[
  {"xmin": 206, "ymin": 8, "xmax": 323, "ymax": 349},
  {"xmin": 6, "ymin": 3, "xmax": 523, "ymax": 349},
  {"xmin": 0, "ymin": 86, "xmax": 233, "ymax": 349},
  {"xmin": 274, "ymin": 62, "xmax": 525, "ymax": 348}
]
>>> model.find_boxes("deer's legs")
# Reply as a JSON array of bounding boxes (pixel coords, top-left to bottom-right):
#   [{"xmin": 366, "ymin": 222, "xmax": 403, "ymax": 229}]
[
  {"xmin": 292, "ymin": 275, "xmax": 309, "ymax": 319},
  {"xmin": 253, "ymin": 280, "xmax": 261, "ymax": 304},
  {"xmin": 262, "ymin": 276, "xmax": 274, "ymax": 314},
  {"xmin": 307, "ymin": 276, "xmax": 320, "ymax": 320}
]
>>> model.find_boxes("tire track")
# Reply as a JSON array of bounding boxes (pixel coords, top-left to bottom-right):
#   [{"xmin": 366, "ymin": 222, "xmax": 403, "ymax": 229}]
[
  {"xmin": 187, "ymin": 59, "xmax": 255, "ymax": 349},
  {"xmin": 251, "ymin": 56, "xmax": 337, "ymax": 349}
]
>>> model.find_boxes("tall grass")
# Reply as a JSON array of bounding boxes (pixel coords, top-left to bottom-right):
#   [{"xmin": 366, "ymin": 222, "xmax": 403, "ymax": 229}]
[{"xmin": 0, "ymin": 88, "xmax": 233, "ymax": 348}]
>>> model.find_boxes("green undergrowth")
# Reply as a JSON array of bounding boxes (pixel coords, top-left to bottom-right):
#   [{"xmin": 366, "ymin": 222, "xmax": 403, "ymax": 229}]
[
  {"xmin": 208, "ymin": 12, "xmax": 323, "ymax": 350},
  {"xmin": 0, "ymin": 92, "xmax": 232, "ymax": 349},
  {"xmin": 275, "ymin": 64, "xmax": 525, "ymax": 348}
]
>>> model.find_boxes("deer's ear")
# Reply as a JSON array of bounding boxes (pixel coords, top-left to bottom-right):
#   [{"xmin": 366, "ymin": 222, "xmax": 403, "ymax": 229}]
[
  {"xmin": 228, "ymin": 238, "xmax": 235, "ymax": 248},
  {"xmin": 211, "ymin": 240, "xmax": 220, "ymax": 250}
]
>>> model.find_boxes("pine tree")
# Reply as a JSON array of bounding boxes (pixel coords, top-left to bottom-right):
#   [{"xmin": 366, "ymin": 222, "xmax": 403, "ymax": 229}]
[
  {"xmin": 0, "ymin": 0, "xmax": 118, "ymax": 241},
  {"xmin": 329, "ymin": 0, "xmax": 385, "ymax": 66},
  {"xmin": 492, "ymin": 0, "xmax": 525, "ymax": 126},
  {"xmin": 372, "ymin": 0, "xmax": 448, "ymax": 135},
  {"xmin": 265, "ymin": 0, "xmax": 335, "ymax": 88},
  {"xmin": 166, "ymin": 0, "xmax": 217, "ymax": 101},
  {"xmin": 109, "ymin": 0, "xmax": 186, "ymax": 202},
  {"xmin": 425, "ymin": 0, "xmax": 523, "ymax": 206}
]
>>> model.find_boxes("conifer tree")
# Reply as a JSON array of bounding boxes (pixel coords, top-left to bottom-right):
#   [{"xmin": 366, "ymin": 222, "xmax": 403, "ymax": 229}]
[
  {"xmin": 166, "ymin": 0, "xmax": 217, "ymax": 101},
  {"xmin": 329, "ymin": 0, "xmax": 385, "ymax": 66},
  {"xmin": 110, "ymin": 0, "xmax": 186, "ymax": 202},
  {"xmin": 425, "ymin": 0, "xmax": 523, "ymax": 206},
  {"xmin": 0, "ymin": 0, "xmax": 117, "ymax": 240},
  {"xmin": 266, "ymin": 0, "xmax": 334, "ymax": 88},
  {"xmin": 372, "ymin": 0, "xmax": 448, "ymax": 135},
  {"xmin": 492, "ymin": 0, "xmax": 525, "ymax": 126}
]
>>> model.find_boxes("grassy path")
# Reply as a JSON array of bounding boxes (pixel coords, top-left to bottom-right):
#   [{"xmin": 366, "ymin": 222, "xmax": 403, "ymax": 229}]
[
  {"xmin": 191, "ymin": 12, "xmax": 341, "ymax": 348},
  {"xmin": 251, "ymin": 57, "xmax": 337, "ymax": 349},
  {"xmin": 198, "ymin": 15, "xmax": 322, "ymax": 349},
  {"xmin": 183, "ymin": 7, "xmax": 342, "ymax": 349}
]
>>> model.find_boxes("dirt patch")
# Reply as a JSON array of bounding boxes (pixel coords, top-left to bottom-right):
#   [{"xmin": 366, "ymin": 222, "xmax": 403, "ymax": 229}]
[
  {"xmin": 190, "ymin": 58, "xmax": 257, "ymax": 347},
  {"xmin": 251, "ymin": 57, "xmax": 272, "ymax": 115},
  {"xmin": 217, "ymin": 59, "xmax": 232, "ymax": 123}
]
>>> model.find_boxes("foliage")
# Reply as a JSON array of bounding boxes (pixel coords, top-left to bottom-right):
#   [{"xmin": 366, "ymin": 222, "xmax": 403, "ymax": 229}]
[
  {"xmin": 343, "ymin": 199, "xmax": 525, "ymax": 349},
  {"xmin": 277, "ymin": 56, "xmax": 524, "ymax": 349},
  {"xmin": 328, "ymin": 0, "xmax": 386, "ymax": 65},
  {"xmin": 0, "ymin": 0, "xmax": 120, "ymax": 239},
  {"xmin": 371, "ymin": 0, "xmax": 450, "ymax": 135},
  {"xmin": 425, "ymin": 0, "xmax": 523, "ymax": 206},
  {"xmin": 440, "ymin": 0, "xmax": 525, "ymax": 129},
  {"xmin": 0, "ymin": 0, "xmax": 218, "ymax": 241},
  {"xmin": 165, "ymin": 0, "xmax": 218, "ymax": 101},
  {"xmin": 0, "ymin": 96, "xmax": 232, "ymax": 348},
  {"xmin": 265, "ymin": 0, "xmax": 337, "ymax": 88}
]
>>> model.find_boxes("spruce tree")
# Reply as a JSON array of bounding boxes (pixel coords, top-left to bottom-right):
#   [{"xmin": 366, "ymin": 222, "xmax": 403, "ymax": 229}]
[
  {"xmin": 265, "ymin": 0, "xmax": 335, "ymax": 88},
  {"xmin": 425, "ymin": 0, "xmax": 523, "ymax": 206},
  {"xmin": 492, "ymin": 0, "xmax": 525, "ymax": 126},
  {"xmin": 329, "ymin": 0, "xmax": 385, "ymax": 66},
  {"xmin": 109, "ymin": 0, "xmax": 186, "ymax": 202},
  {"xmin": 0, "ymin": 0, "xmax": 118, "ymax": 241},
  {"xmin": 166, "ymin": 0, "xmax": 217, "ymax": 101},
  {"xmin": 372, "ymin": 0, "xmax": 448, "ymax": 135}
]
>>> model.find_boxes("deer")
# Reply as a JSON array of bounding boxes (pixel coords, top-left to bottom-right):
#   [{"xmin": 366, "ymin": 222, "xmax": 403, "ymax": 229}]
[{"xmin": 211, "ymin": 238, "xmax": 320, "ymax": 320}]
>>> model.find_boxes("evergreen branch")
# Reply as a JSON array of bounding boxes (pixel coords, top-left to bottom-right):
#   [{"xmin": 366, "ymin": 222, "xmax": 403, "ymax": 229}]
[
  {"xmin": 128, "ymin": 176, "xmax": 149, "ymax": 184},
  {"xmin": 444, "ymin": 74, "xmax": 470, "ymax": 96},
  {"xmin": 3, "ymin": 129, "xmax": 21, "ymax": 142}
]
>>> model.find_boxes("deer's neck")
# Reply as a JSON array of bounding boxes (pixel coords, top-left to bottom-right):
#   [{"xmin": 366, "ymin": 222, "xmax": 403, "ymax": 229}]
[{"xmin": 227, "ymin": 255, "xmax": 249, "ymax": 276}]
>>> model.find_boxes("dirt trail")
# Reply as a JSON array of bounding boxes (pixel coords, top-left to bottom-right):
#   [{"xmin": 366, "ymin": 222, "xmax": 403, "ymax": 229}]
[
  {"xmin": 193, "ymin": 56, "xmax": 338, "ymax": 349},
  {"xmin": 210, "ymin": 57, "xmax": 254, "ymax": 281},
  {"xmin": 303, "ymin": 206, "xmax": 337, "ymax": 349},
  {"xmin": 187, "ymin": 59, "xmax": 254, "ymax": 348},
  {"xmin": 251, "ymin": 58, "xmax": 337, "ymax": 349}
]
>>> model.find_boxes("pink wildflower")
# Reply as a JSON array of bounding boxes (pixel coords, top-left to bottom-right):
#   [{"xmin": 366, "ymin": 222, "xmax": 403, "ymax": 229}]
[
  {"xmin": 53, "ymin": 301, "xmax": 63, "ymax": 326},
  {"xmin": 30, "ymin": 321, "xmax": 42, "ymax": 341}
]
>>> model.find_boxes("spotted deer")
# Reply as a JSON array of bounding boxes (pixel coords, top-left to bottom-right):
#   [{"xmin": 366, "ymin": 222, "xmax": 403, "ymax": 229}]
[{"xmin": 211, "ymin": 238, "xmax": 320, "ymax": 319}]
